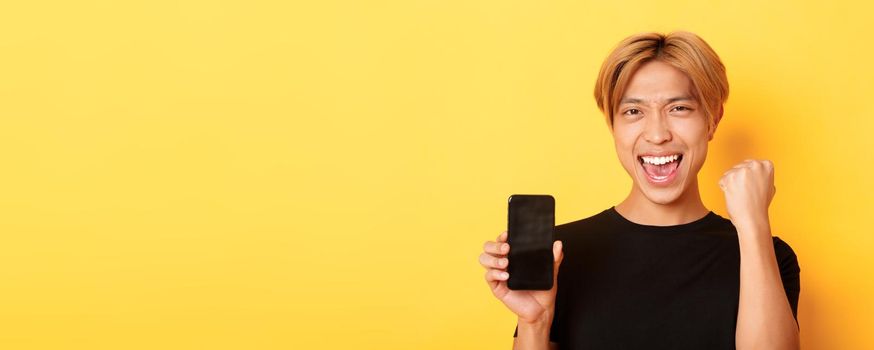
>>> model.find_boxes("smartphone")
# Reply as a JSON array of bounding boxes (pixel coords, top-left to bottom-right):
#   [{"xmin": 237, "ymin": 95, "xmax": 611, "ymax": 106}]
[{"xmin": 506, "ymin": 194, "xmax": 555, "ymax": 290}]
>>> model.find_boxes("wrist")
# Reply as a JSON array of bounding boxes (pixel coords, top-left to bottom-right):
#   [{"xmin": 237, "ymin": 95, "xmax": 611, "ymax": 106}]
[
  {"xmin": 516, "ymin": 314, "xmax": 552, "ymax": 345},
  {"xmin": 734, "ymin": 220, "xmax": 772, "ymax": 242},
  {"xmin": 518, "ymin": 311, "xmax": 553, "ymax": 327},
  {"xmin": 731, "ymin": 213, "xmax": 770, "ymax": 232}
]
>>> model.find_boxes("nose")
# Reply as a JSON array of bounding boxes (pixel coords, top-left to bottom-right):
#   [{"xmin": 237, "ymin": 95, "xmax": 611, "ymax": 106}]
[{"xmin": 643, "ymin": 113, "xmax": 672, "ymax": 144}]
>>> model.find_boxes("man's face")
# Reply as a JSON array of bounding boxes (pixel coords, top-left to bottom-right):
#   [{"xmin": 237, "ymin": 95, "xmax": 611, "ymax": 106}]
[{"xmin": 612, "ymin": 60, "xmax": 716, "ymax": 205}]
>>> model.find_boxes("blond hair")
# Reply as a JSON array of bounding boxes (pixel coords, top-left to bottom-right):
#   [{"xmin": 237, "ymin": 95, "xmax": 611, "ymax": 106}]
[{"xmin": 594, "ymin": 31, "xmax": 729, "ymax": 132}]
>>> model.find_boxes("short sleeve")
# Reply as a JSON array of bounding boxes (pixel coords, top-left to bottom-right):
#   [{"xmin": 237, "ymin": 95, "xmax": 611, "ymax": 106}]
[{"xmin": 772, "ymin": 236, "xmax": 801, "ymax": 328}]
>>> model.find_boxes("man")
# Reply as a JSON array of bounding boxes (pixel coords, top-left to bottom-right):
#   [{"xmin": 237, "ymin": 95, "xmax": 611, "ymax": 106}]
[{"xmin": 478, "ymin": 31, "xmax": 800, "ymax": 349}]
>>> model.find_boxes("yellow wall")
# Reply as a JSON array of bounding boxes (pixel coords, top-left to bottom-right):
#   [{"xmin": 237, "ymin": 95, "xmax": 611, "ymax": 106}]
[{"xmin": 0, "ymin": 0, "xmax": 871, "ymax": 348}]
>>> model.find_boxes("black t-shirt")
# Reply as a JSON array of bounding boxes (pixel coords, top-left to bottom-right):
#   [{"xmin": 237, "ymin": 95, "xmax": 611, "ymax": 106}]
[{"xmin": 512, "ymin": 206, "xmax": 800, "ymax": 349}]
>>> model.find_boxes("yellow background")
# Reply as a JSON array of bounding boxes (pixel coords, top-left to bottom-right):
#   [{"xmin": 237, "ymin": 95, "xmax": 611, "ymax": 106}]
[{"xmin": 1, "ymin": 0, "xmax": 872, "ymax": 349}]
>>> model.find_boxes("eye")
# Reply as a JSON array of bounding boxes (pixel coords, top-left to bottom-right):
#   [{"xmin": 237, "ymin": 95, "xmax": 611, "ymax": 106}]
[
  {"xmin": 670, "ymin": 106, "xmax": 691, "ymax": 112},
  {"xmin": 623, "ymin": 108, "xmax": 641, "ymax": 116}
]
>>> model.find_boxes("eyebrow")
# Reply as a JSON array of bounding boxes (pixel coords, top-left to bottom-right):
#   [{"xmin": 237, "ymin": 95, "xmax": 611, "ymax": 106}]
[{"xmin": 620, "ymin": 95, "xmax": 695, "ymax": 104}]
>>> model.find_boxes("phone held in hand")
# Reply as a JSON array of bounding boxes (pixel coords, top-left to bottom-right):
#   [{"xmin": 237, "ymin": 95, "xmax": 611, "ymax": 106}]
[{"xmin": 506, "ymin": 194, "xmax": 555, "ymax": 290}]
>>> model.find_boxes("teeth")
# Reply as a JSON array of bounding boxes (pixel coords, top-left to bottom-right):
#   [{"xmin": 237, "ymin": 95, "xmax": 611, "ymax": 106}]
[{"xmin": 641, "ymin": 154, "xmax": 680, "ymax": 165}]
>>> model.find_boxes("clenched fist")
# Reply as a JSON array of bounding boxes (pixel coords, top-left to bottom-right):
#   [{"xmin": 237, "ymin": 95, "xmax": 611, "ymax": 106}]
[{"xmin": 718, "ymin": 159, "xmax": 776, "ymax": 232}]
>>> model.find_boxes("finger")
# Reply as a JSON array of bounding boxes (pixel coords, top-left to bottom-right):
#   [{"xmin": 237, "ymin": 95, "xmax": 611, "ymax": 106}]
[
  {"xmin": 552, "ymin": 240, "xmax": 564, "ymax": 285},
  {"xmin": 489, "ymin": 276, "xmax": 510, "ymax": 299},
  {"xmin": 479, "ymin": 252, "xmax": 508, "ymax": 269},
  {"xmin": 553, "ymin": 240, "xmax": 563, "ymax": 263},
  {"xmin": 497, "ymin": 230, "xmax": 507, "ymax": 243},
  {"xmin": 485, "ymin": 269, "xmax": 510, "ymax": 284},
  {"xmin": 483, "ymin": 240, "xmax": 509, "ymax": 256},
  {"xmin": 485, "ymin": 270, "xmax": 498, "ymax": 291}
]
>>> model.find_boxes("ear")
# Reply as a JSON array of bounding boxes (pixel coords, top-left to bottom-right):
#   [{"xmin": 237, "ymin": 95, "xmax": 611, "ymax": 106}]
[{"xmin": 708, "ymin": 105, "xmax": 724, "ymax": 141}]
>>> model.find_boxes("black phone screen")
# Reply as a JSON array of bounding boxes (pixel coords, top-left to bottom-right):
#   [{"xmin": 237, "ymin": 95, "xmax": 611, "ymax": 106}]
[{"xmin": 506, "ymin": 194, "xmax": 555, "ymax": 290}]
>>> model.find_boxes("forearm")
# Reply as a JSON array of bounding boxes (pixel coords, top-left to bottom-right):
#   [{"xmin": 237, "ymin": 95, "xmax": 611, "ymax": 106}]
[
  {"xmin": 735, "ymin": 222, "xmax": 799, "ymax": 350},
  {"xmin": 512, "ymin": 315, "xmax": 552, "ymax": 350}
]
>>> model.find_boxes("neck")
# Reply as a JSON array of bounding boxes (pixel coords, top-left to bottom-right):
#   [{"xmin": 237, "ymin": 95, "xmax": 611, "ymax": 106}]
[{"xmin": 614, "ymin": 176, "xmax": 710, "ymax": 226}]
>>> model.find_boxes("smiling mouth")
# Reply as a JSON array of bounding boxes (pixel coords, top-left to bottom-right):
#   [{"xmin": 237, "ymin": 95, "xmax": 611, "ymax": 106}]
[{"xmin": 637, "ymin": 154, "xmax": 683, "ymax": 182}]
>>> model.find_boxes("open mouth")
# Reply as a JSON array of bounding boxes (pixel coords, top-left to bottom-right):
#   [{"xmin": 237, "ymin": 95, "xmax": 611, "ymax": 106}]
[{"xmin": 637, "ymin": 154, "xmax": 683, "ymax": 183}]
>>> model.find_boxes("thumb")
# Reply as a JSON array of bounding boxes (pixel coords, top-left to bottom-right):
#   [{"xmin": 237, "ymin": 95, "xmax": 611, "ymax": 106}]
[{"xmin": 552, "ymin": 240, "xmax": 564, "ymax": 281}]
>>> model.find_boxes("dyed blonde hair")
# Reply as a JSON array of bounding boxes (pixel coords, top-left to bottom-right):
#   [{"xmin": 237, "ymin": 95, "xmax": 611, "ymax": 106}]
[{"xmin": 594, "ymin": 31, "xmax": 729, "ymax": 133}]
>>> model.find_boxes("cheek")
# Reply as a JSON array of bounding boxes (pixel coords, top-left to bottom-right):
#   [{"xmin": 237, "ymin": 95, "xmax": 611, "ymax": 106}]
[
  {"xmin": 613, "ymin": 137, "xmax": 630, "ymax": 155},
  {"xmin": 683, "ymin": 140, "xmax": 709, "ymax": 171},
  {"xmin": 612, "ymin": 125, "xmax": 644, "ymax": 169},
  {"xmin": 613, "ymin": 138, "xmax": 637, "ymax": 169},
  {"xmin": 612, "ymin": 127, "xmax": 637, "ymax": 150},
  {"xmin": 674, "ymin": 121, "xmax": 709, "ymax": 154},
  {"xmin": 674, "ymin": 115, "xmax": 709, "ymax": 138}
]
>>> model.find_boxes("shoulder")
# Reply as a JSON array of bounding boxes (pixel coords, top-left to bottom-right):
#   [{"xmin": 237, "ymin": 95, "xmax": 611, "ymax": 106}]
[
  {"xmin": 772, "ymin": 236, "xmax": 795, "ymax": 250},
  {"xmin": 772, "ymin": 236, "xmax": 798, "ymax": 258},
  {"xmin": 772, "ymin": 236, "xmax": 801, "ymax": 273}
]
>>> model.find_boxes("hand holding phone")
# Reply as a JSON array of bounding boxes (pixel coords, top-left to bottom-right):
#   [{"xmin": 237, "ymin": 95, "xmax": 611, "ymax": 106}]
[{"xmin": 478, "ymin": 194, "xmax": 563, "ymax": 324}]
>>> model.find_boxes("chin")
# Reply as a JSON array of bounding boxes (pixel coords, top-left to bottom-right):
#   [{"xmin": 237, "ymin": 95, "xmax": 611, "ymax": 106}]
[
  {"xmin": 634, "ymin": 177, "xmax": 687, "ymax": 205},
  {"xmin": 641, "ymin": 190, "xmax": 683, "ymax": 205}
]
